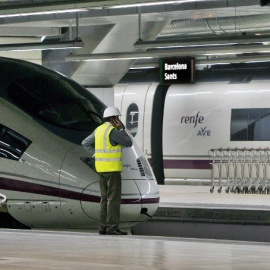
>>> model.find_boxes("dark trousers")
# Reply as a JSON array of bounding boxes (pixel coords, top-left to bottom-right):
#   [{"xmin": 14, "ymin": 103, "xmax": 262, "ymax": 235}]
[{"xmin": 99, "ymin": 172, "xmax": 121, "ymax": 233}]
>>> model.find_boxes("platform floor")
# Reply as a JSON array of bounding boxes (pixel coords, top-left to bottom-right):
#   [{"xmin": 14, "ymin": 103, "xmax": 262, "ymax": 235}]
[
  {"xmin": 159, "ymin": 185, "xmax": 270, "ymax": 210},
  {"xmin": 1, "ymin": 229, "xmax": 270, "ymax": 270}
]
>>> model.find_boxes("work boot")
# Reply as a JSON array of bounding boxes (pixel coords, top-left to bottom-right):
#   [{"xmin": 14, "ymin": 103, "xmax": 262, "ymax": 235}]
[{"xmin": 106, "ymin": 229, "xmax": 127, "ymax": 235}]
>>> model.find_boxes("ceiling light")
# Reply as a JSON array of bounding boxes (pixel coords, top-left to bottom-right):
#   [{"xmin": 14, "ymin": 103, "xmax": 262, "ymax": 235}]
[
  {"xmin": 65, "ymin": 44, "xmax": 270, "ymax": 62},
  {"xmin": 0, "ymin": 0, "xmax": 211, "ymax": 18},
  {"xmin": 0, "ymin": 39, "xmax": 84, "ymax": 52},
  {"xmin": 0, "ymin": 8, "xmax": 88, "ymax": 18},
  {"xmin": 107, "ymin": 0, "xmax": 208, "ymax": 9},
  {"xmin": 130, "ymin": 65, "xmax": 158, "ymax": 69},
  {"xmin": 130, "ymin": 54, "xmax": 270, "ymax": 69},
  {"xmin": 66, "ymin": 52, "xmax": 154, "ymax": 61},
  {"xmin": 196, "ymin": 55, "xmax": 270, "ymax": 65},
  {"xmin": 134, "ymin": 35, "xmax": 270, "ymax": 49}
]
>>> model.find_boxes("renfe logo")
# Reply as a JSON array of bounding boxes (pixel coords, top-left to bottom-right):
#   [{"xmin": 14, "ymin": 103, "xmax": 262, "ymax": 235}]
[{"xmin": 181, "ymin": 111, "xmax": 204, "ymax": 128}]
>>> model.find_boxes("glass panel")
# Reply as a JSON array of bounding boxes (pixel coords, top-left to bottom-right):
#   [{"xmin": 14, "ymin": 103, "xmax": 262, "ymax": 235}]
[
  {"xmin": 126, "ymin": 103, "xmax": 139, "ymax": 137},
  {"xmin": 0, "ymin": 124, "xmax": 31, "ymax": 161},
  {"xmin": 7, "ymin": 74, "xmax": 104, "ymax": 131},
  {"xmin": 231, "ymin": 109, "xmax": 248, "ymax": 141},
  {"xmin": 260, "ymin": 109, "xmax": 270, "ymax": 141},
  {"xmin": 231, "ymin": 108, "xmax": 270, "ymax": 141},
  {"xmin": 248, "ymin": 109, "xmax": 260, "ymax": 140},
  {"xmin": 1, "ymin": 59, "xmax": 106, "ymax": 144}
]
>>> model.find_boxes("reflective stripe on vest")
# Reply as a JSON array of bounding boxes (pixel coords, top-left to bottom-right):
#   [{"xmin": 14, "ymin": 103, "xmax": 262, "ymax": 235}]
[{"xmin": 95, "ymin": 123, "xmax": 123, "ymax": 172}]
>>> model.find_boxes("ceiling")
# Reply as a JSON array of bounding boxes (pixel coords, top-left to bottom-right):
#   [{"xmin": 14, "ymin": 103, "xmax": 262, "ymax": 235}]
[{"xmin": 0, "ymin": 0, "xmax": 270, "ymax": 85}]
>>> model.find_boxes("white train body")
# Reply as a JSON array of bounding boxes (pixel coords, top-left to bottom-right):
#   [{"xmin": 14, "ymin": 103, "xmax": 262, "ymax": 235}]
[
  {"xmin": 115, "ymin": 81, "xmax": 270, "ymax": 184},
  {"xmin": 0, "ymin": 57, "xmax": 159, "ymax": 229}
]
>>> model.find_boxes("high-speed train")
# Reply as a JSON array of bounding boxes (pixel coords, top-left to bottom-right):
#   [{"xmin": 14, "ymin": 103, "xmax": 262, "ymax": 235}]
[
  {"xmin": 115, "ymin": 81, "xmax": 270, "ymax": 185},
  {"xmin": 0, "ymin": 57, "xmax": 159, "ymax": 229}
]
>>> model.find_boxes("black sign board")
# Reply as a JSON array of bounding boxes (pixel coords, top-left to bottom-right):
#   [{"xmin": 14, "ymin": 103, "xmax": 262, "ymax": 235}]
[
  {"xmin": 260, "ymin": 0, "xmax": 270, "ymax": 6},
  {"xmin": 159, "ymin": 57, "xmax": 195, "ymax": 85}
]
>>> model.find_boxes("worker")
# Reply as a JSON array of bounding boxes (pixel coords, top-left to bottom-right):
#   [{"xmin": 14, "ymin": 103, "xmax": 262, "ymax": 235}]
[{"xmin": 82, "ymin": 106, "xmax": 132, "ymax": 235}]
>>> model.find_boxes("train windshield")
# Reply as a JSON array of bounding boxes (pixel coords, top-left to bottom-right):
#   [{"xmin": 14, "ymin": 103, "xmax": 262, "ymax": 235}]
[
  {"xmin": 3, "ymin": 61, "xmax": 106, "ymax": 144},
  {"xmin": 7, "ymin": 76, "xmax": 104, "ymax": 131}
]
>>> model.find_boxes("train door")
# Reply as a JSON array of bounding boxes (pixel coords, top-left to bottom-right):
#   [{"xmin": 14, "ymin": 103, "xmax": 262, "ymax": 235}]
[{"xmin": 114, "ymin": 83, "xmax": 158, "ymax": 153}]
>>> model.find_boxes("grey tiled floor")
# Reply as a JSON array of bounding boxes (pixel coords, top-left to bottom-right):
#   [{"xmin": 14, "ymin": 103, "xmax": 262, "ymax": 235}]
[{"xmin": 1, "ymin": 229, "xmax": 270, "ymax": 269}]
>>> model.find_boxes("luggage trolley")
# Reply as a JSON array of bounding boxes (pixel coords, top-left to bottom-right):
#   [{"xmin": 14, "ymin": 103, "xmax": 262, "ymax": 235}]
[
  {"xmin": 265, "ymin": 148, "xmax": 270, "ymax": 193},
  {"xmin": 209, "ymin": 147, "xmax": 270, "ymax": 194},
  {"xmin": 234, "ymin": 148, "xmax": 250, "ymax": 194},
  {"xmin": 224, "ymin": 148, "xmax": 245, "ymax": 194},
  {"xmin": 225, "ymin": 148, "xmax": 240, "ymax": 193},
  {"xmin": 209, "ymin": 148, "xmax": 240, "ymax": 193},
  {"xmin": 222, "ymin": 148, "xmax": 234, "ymax": 193},
  {"xmin": 209, "ymin": 148, "xmax": 217, "ymax": 193},
  {"xmin": 243, "ymin": 148, "xmax": 254, "ymax": 193},
  {"xmin": 224, "ymin": 148, "xmax": 233, "ymax": 193},
  {"xmin": 248, "ymin": 148, "xmax": 265, "ymax": 194},
  {"xmin": 253, "ymin": 148, "xmax": 263, "ymax": 193},
  {"xmin": 209, "ymin": 148, "xmax": 227, "ymax": 193},
  {"xmin": 253, "ymin": 148, "xmax": 270, "ymax": 194}
]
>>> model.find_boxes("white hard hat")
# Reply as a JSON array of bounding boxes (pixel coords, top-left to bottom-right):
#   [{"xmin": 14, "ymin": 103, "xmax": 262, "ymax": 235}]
[{"xmin": 103, "ymin": 106, "xmax": 121, "ymax": 118}]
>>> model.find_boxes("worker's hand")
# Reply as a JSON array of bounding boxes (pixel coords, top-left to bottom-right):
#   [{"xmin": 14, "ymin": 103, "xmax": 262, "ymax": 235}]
[{"xmin": 111, "ymin": 117, "xmax": 124, "ymax": 130}]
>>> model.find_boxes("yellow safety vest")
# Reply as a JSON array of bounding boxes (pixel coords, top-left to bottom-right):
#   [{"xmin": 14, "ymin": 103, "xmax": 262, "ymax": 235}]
[{"xmin": 95, "ymin": 123, "xmax": 123, "ymax": 172}]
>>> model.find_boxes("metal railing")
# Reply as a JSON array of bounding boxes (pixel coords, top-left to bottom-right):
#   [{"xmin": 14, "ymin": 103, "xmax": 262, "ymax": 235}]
[{"xmin": 209, "ymin": 148, "xmax": 270, "ymax": 194}]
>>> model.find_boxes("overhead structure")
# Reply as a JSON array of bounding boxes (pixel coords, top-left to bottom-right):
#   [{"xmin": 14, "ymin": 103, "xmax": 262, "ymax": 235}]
[
  {"xmin": 0, "ymin": 0, "xmax": 219, "ymax": 18},
  {"xmin": 0, "ymin": 11, "xmax": 84, "ymax": 52},
  {"xmin": 0, "ymin": 39, "xmax": 83, "ymax": 51},
  {"xmin": 134, "ymin": 35, "xmax": 270, "ymax": 49},
  {"xmin": 0, "ymin": 0, "xmax": 270, "ymax": 84},
  {"xmin": 66, "ymin": 44, "xmax": 270, "ymax": 61}
]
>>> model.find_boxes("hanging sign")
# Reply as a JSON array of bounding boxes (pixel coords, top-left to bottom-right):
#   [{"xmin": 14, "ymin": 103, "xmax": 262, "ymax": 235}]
[
  {"xmin": 260, "ymin": 0, "xmax": 270, "ymax": 6},
  {"xmin": 159, "ymin": 57, "xmax": 195, "ymax": 84}
]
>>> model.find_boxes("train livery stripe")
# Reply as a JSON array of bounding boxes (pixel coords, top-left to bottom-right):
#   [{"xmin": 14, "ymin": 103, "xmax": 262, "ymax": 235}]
[
  {"xmin": 0, "ymin": 177, "xmax": 159, "ymax": 204},
  {"xmin": 164, "ymin": 159, "xmax": 211, "ymax": 169},
  {"xmin": 148, "ymin": 158, "xmax": 211, "ymax": 169}
]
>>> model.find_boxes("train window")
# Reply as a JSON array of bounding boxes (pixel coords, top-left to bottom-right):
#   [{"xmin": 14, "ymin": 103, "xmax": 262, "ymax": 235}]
[
  {"xmin": 126, "ymin": 103, "xmax": 139, "ymax": 137},
  {"xmin": 0, "ymin": 124, "xmax": 32, "ymax": 161},
  {"xmin": 231, "ymin": 108, "xmax": 270, "ymax": 141},
  {"xmin": 6, "ymin": 76, "xmax": 104, "ymax": 131}
]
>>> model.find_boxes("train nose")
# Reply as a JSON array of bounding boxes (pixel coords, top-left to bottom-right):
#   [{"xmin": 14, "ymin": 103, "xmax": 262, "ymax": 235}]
[
  {"xmin": 134, "ymin": 178, "xmax": 160, "ymax": 219},
  {"xmin": 120, "ymin": 148, "xmax": 160, "ymax": 222},
  {"xmin": 80, "ymin": 154, "xmax": 160, "ymax": 226},
  {"xmin": 80, "ymin": 178, "xmax": 159, "ymax": 225},
  {"xmin": 121, "ymin": 177, "xmax": 159, "ymax": 223}
]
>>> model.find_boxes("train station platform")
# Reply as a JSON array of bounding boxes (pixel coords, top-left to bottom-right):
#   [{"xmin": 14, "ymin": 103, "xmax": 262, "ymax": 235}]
[
  {"xmin": 158, "ymin": 185, "xmax": 270, "ymax": 211},
  {"xmin": 132, "ymin": 185, "xmax": 270, "ymax": 242},
  {"xmin": 1, "ymin": 229, "xmax": 270, "ymax": 270}
]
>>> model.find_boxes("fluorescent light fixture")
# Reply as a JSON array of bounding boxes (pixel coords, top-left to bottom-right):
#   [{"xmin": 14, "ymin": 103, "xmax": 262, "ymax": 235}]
[
  {"xmin": 0, "ymin": 40, "xmax": 84, "ymax": 52},
  {"xmin": 130, "ymin": 65, "xmax": 158, "ymax": 69},
  {"xmin": 66, "ymin": 52, "xmax": 154, "ymax": 61},
  {"xmin": 108, "ymin": 0, "xmax": 211, "ymax": 9},
  {"xmin": 130, "ymin": 54, "xmax": 270, "ymax": 69},
  {"xmin": 66, "ymin": 44, "xmax": 270, "ymax": 62},
  {"xmin": 196, "ymin": 55, "xmax": 270, "ymax": 65},
  {"xmin": 0, "ymin": 0, "xmax": 211, "ymax": 18},
  {"xmin": 0, "ymin": 8, "xmax": 88, "ymax": 18},
  {"xmin": 134, "ymin": 35, "xmax": 270, "ymax": 49}
]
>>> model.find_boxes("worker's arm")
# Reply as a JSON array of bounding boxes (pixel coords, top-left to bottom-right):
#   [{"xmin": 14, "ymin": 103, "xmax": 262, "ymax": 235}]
[
  {"xmin": 82, "ymin": 132, "xmax": 95, "ymax": 152},
  {"xmin": 110, "ymin": 128, "xmax": 132, "ymax": 147},
  {"xmin": 109, "ymin": 117, "xmax": 132, "ymax": 147}
]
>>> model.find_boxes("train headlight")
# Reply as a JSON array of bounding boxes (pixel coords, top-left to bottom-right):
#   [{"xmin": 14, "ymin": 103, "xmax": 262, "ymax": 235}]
[{"xmin": 80, "ymin": 157, "xmax": 96, "ymax": 172}]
